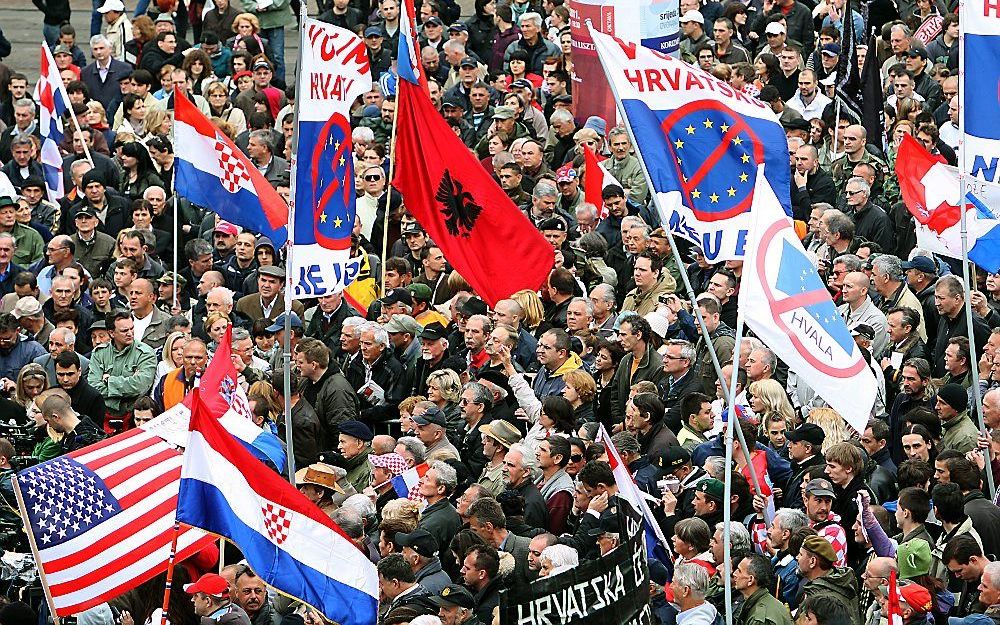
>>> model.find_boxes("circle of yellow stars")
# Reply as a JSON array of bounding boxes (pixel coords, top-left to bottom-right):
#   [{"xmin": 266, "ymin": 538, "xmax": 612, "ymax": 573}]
[{"xmin": 673, "ymin": 119, "xmax": 753, "ymax": 204}]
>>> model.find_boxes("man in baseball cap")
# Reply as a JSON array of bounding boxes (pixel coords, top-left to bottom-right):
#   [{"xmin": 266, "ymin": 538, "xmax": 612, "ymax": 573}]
[
  {"xmin": 185, "ymin": 573, "xmax": 251, "ymax": 625},
  {"xmin": 430, "ymin": 584, "xmax": 477, "ymax": 623}
]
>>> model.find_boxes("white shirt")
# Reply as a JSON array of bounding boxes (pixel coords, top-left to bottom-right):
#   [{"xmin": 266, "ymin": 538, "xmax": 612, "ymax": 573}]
[
  {"xmin": 940, "ymin": 121, "xmax": 960, "ymax": 151},
  {"xmin": 133, "ymin": 310, "xmax": 154, "ymax": 342},
  {"xmin": 785, "ymin": 90, "xmax": 832, "ymax": 121}
]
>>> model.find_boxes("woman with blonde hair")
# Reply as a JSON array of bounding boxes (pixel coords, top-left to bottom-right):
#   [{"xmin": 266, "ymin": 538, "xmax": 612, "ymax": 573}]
[
  {"xmin": 204, "ymin": 311, "xmax": 232, "ymax": 353},
  {"xmin": 85, "ymin": 101, "xmax": 116, "ymax": 148},
  {"xmin": 426, "ymin": 369, "xmax": 462, "ymax": 435},
  {"xmin": 748, "ymin": 379, "xmax": 794, "ymax": 427},
  {"xmin": 248, "ymin": 380, "xmax": 282, "ymax": 421},
  {"xmin": 561, "ymin": 368, "xmax": 597, "ymax": 425},
  {"xmin": 15, "ymin": 364, "xmax": 48, "ymax": 409},
  {"xmin": 155, "ymin": 332, "xmax": 187, "ymax": 386},
  {"xmin": 205, "ymin": 81, "xmax": 247, "ymax": 135},
  {"xmin": 807, "ymin": 407, "xmax": 851, "ymax": 453},
  {"xmin": 227, "ymin": 13, "xmax": 270, "ymax": 58},
  {"xmin": 143, "ymin": 107, "xmax": 171, "ymax": 138},
  {"xmin": 510, "ymin": 289, "xmax": 545, "ymax": 337}
]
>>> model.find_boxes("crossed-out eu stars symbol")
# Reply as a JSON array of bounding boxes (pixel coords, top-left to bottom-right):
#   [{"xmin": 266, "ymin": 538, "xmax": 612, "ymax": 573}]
[
  {"xmin": 318, "ymin": 137, "xmax": 347, "ymax": 229},
  {"xmin": 674, "ymin": 119, "xmax": 753, "ymax": 205}
]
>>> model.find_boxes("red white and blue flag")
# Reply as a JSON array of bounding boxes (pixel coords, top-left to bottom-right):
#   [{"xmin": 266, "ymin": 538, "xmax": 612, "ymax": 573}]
[
  {"xmin": 596, "ymin": 425, "xmax": 672, "ymax": 567},
  {"xmin": 178, "ymin": 390, "xmax": 378, "ymax": 625},
  {"xmin": 289, "ymin": 20, "xmax": 371, "ymax": 299},
  {"xmin": 13, "ymin": 431, "xmax": 216, "ymax": 616},
  {"xmin": 396, "ymin": 0, "xmax": 425, "ymax": 88},
  {"xmin": 34, "ymin": 44, "xmax": 70, "ymax": 202},
  {"xmin": 391, "ymin": 462, "xmax": 428, "ymax": 501},
  {"xmin": 173, "ymin": 90, "xmax": 288, "ymax": 246},
  {"xmin": 153, "ymin": 325, "xmax": 286, "ymax": 471},
  {"xmin": 590, "ymin": 28, "xmax": 791, "ymax": 262},
  {"xmin": 897, "ymin": 134, "xmax": 1000, "ymax": 273},
  {"xmin": 740, "ymin": 167, "xmax": 876, "ymax": 432}
]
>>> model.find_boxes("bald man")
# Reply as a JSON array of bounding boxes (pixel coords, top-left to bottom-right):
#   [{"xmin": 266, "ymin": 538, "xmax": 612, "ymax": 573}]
[
  {"xmin": 837, "ymin": 271, "xmax": 888, "ymax": 356},
  {"xmin": 128, "ymin": 277, "xmax": 171, "ymax": 349}
]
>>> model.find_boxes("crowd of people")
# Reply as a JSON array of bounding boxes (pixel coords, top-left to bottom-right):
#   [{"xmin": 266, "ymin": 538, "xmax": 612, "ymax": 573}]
[{"xmin": 0, "ymin": 0, "xmax": 988, "ymax": 624}]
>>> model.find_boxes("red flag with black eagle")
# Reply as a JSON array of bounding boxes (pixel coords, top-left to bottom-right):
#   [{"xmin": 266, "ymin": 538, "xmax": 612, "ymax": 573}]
[{"xmin": 392, "ymin": 78, "xmax": 554, "ymax": 306}]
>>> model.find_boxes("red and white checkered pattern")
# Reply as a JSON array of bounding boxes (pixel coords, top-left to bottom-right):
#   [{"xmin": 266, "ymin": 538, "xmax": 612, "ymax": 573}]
[
  {"xmin": 215, "ymin": 137, "xmax": 252, "ymax": 193},
  {"xmin": 813, "ymin": 515, "xmax": 848, "ymax": 567},
  {"xmin": 262, "ymin": 503, "xmax": 291, "ymax": 545}
]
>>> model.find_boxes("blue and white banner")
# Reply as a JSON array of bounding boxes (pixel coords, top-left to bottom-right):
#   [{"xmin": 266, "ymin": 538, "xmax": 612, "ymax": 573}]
[
  {"xmin": 963, "ymin": 0, "xmax": 1000, "ymax": 184},
  {"xmin": 741, "ymin": 167, "xmax": 876, "ymax": 432},
  {"xmin": 590, "ymin": 28, "xmax": 791, "ymax": 262},
  {"xmin": 290, "ymin": 20, "xmax": 372, "ymax": 299}
]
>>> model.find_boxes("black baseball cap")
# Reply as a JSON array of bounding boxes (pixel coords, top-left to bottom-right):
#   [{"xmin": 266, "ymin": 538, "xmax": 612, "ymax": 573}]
[
  {"xmin": 786, "ymin": 423, "xmax": 825, "ymax": 447},
  {"xmin": 412, "ymin": 406, "xmax": 448, "ymax": 428},
  {"xmin": 394, "ymin": 528, "xmax": 438, "ymax": 557}
]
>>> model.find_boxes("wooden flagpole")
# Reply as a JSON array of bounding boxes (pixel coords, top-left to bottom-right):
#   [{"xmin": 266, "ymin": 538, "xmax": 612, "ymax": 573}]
[{"xmin": 11, "ymin": 474, "xmax": 60, "ymax": 624}]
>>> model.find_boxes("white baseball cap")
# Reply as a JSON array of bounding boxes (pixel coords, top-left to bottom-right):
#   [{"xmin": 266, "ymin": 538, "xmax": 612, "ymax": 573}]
[
  {"xmin": 97, "ymin": 0, "xmax": 126, "ymax": 12},
  {"xmin": 765, "ymin": 22, "xmax": 787, "ymax": 35},
  {"xmin": 680, "ymin": 10, "xmax": 705, "ymax": 24}
]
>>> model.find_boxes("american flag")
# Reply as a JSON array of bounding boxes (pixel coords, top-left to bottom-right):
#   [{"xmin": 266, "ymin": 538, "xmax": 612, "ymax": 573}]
[{"xmin": 14, "ymin": 428, "xmax": 216, "ymax": 616}]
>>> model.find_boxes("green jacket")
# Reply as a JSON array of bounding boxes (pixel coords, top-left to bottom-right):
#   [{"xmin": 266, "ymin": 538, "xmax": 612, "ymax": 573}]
[
  {"xmin": 343, "ymin": 448, "xmax": 372, "ymax": 494},
  {"xmin": 799, "ymin": 567, "xmax": 861, "ymax": 625},
  {"xmin": 609, "ymin": 343, "xmax": 667, "ymax": 423},
  {"xmin": 940, "ymin": 411, "xmax": 980, "ymax": 454},
  {"xmin": 738, "ymin": 588, "xmax": 793, "ymax": 625},
  {"xmin": 604, "ymin": 154, "xmax": 649, "ymax": 204},
  {"xmin": 10, "ymin": 223, "xmax": 44, "ymax": 267},
  {"xmin": 87, "ymin": 340, "xmax": 158, "ymax": 415},
  {"xmin": 239, "ymin": 0, "xmax": 294, "ymax": 31}
]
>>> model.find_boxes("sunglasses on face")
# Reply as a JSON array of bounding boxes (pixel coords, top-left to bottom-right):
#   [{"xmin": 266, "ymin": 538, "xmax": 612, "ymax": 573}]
[{"xmin": 364, "ymin": 174, "xmax": 384, "ymax": 182}]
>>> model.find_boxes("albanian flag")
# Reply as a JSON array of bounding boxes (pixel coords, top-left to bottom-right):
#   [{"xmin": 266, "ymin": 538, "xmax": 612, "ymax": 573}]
[{"xmin": 393, "ymin": 79, "xmax": 554, "ymax": 306}]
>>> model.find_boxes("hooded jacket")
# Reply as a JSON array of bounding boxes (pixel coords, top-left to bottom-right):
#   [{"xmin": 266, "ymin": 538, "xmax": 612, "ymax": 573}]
[
  {"xmin": 531, "ymin": 351, "xmax": 583, "ymax": 399},
  {"xmin": 798, "ymin": 567, "xmax": 861, "ymax": 625}
]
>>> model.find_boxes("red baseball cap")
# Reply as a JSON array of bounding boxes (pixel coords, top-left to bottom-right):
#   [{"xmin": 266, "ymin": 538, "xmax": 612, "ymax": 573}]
[
  {"xmin": 183, "ymin": 573, "xmax": 230, "ymax": 597},
  {"xmin": 899, "ymin": 583, "xmax": 933, "ymax": 615},
  {"xmin": 214, "ymin": 221, "xmax": 239, "ymax": 236}
]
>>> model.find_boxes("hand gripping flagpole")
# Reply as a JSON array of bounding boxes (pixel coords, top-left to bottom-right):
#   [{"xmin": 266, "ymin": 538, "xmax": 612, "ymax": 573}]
[
  {"xmin": 586, "ymin": 22, "xmax": 762, "ymax": 496},
  {"xmin": 282, "ymin": 0, "xmax": 309, "ymax": 483},
  {"xmin": 957, "ymin": 0, "xmax": 995, "ymax": 499}
]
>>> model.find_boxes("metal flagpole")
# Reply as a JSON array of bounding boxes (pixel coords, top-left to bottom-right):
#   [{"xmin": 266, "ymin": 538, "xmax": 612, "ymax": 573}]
[
  {"xmin": 588, "ymin": 22, "xmax": 762, "ymax": 492},
  {"xmin": 282, "ymin": 0, "xmax": 309, "ymax": 483},
  {"xmin": 722, "ymin": 311, "xmax": 746, "ymax": 625},
  {"xmin": 381, "ymin": 85, "xmax": 403, "ymax": 296},
  {"xmin": 957, "ymin": 0, "xmax": 995, "ymax": 499},
  {"xmin": 172, "ymin": 195, "xmax": 178, "ymax": 309}
]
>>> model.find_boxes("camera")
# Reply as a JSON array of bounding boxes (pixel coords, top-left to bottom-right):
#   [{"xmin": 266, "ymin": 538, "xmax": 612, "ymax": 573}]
[{"xmin": 657, "ymin": 477, "xmax": 681, "ymax": 494}]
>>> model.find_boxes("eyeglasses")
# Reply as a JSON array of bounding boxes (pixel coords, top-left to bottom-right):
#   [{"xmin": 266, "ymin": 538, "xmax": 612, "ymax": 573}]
[
  {"xmin": 364, "ymin": 174, "xmax": 384, "ymax": 182},
  {"xmin": 845, "ymin": 189, "xmax": 865, "ymax": 196}
]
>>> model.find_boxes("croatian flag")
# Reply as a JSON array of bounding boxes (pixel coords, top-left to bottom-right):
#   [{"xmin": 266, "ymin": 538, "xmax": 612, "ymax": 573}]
[
  {"xmin": 152, "ymin": 326, "xmax": 286, "ymax": 472},
  {"xmin": 897, "ymin": 134, "xmax": 1000, "ymax": 273},
  {"xmin": 596, "ymin": 425, "xmax": 672, "ymax": 567},
  {"xmin": 396, "ymin": 0, "xmax": 425, "ymax": 88},
  {"xmin": 391, "ymin": 463, "xmax": 428, "ymax": 501},
  {"xmin": 178, "ymin": 390, "xmax": 378, "ymax": 625},
  {"xmin": 34, "ymin": 44, "xmax": 70, "ymax": 202},
  {"xmin": 590, "ymin": 28, "xmax": 791, "ymax": 262},
  {"xmin": 289, "ymin": 20, "xmax": 371, "ymax": 299},
  {"xmin": 582, "ymin": 145, "xmax": 622, "ymax": 219},
  {"xmin": 173, "ymin": 90, "xmax": 288, "ymax": 246},
  {"xmin": 963, "ymin": 0, "xmax": 1000, "ymax": 185}
]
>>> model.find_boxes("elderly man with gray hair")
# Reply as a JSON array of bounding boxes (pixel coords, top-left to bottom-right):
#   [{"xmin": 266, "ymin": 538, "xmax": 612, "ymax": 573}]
[
  {"xmin": 844, "ymin": 176, "xmax": 894, "ymax": 252},
  {"xmin": 871, "ymin": 254, "xmax": 926, "ymax": 340},
  {"xmin": 414, "ymin": 460, "xmax": 462, "ymax": 555},
  {"xmin": 671, "ymin": 563, "xmax": 719, "ymax": 625},
  {"xmin": 502, "ymin": 12, "xmax": 560, "ymax": 74}
]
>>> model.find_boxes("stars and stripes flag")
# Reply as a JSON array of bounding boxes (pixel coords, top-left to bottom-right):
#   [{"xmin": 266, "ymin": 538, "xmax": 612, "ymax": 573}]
[
  {"xmin": 13, "ymin": 431, "xmax": 216, "ymax": 616},
  {"xmin": 34, "ymin": 44, "xmax": 71, "ymax": 202}
]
